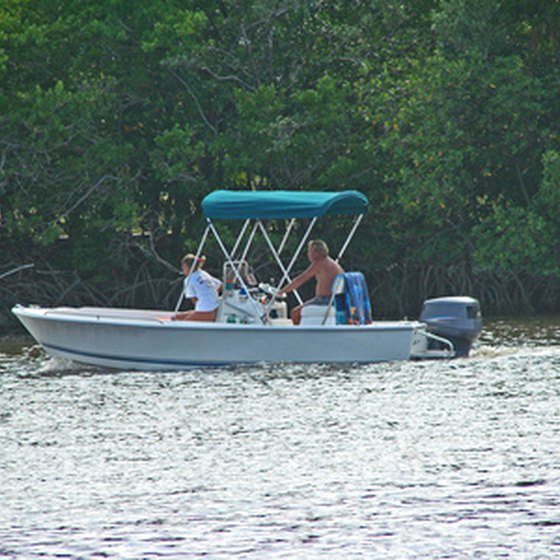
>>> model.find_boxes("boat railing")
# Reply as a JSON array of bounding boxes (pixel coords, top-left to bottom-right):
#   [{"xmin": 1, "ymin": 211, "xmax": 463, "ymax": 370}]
[{"xmin": 413, "ymin": 330, "xmax": 455, "ymax": 359}]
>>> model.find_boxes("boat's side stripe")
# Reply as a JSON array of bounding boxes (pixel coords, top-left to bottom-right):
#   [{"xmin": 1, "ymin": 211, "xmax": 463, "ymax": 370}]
[{"xmin": 42, "ymin": 342, "xmax": 229, "ymax": 368}]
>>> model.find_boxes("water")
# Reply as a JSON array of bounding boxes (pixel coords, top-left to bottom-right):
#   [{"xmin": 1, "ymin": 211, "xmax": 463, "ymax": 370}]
[{"xmin": 1, "ymin": 318, "xmax": 560, "ymax": 559}]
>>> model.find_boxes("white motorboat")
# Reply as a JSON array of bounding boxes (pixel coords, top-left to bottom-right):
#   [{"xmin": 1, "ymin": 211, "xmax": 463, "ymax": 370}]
[{"xmin": 13, "ymin": 190, "xmax": 480, "ymax": 370}]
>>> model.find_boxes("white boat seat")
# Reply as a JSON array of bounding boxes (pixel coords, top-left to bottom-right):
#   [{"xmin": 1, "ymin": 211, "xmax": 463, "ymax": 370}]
[{"xmin": 300, "ymin": 304, "xmax": 336, "ymax": 326}]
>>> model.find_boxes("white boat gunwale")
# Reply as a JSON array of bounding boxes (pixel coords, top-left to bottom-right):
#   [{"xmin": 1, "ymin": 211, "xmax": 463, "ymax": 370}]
[{"xmin": 13, "ymin": 305, "xmax": 421, "ymax": 333}]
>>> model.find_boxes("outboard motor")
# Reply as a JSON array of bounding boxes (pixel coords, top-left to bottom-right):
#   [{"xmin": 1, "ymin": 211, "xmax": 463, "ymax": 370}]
[{"xmin": 420, "ymin": 296, "xmax": 482, "ymax": 357}]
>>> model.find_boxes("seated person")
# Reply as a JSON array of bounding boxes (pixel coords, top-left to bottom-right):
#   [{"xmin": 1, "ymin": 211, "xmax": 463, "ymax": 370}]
[
  {"xmin": 173, "ymin": 253, "xmax": 222, "ymax": 321},
  {"xmin": 278, "ymin": 239, "xmax": 343, "ymax": 325}
]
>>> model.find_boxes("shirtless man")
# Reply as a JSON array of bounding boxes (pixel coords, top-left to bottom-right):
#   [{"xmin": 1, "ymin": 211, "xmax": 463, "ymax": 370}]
[{"xmin": 278, "ymin": 239, "xmax": 344, "ymax": 325}]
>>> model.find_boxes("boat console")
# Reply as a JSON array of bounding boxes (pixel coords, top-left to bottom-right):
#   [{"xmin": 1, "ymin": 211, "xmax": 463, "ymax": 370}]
[{"xmin": 217, "ymin": 260, "xmax": 289, "ymax": 324}]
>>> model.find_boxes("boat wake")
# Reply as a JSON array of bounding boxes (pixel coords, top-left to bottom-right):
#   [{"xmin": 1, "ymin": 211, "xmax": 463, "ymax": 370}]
[
  {"xmin": 472, "ymin": 343, "xmax": 560, "ymax": 360},
  {"xmin": 13, "ymin": 345, "xmax": 102, "ymax": 377},
  {"xmin": 35, "ymin": 355, "xmax": 91, "ymax": 376}
]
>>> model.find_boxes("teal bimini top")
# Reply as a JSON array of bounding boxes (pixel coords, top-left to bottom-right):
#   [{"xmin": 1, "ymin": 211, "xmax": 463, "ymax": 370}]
[{"xmin": 202, "ymin": 190, "xmax": 369, "ymax": 220}]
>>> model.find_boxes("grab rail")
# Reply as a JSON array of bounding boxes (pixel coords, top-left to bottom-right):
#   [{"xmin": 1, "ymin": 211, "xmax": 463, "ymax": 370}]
[
  {"xmin": 423, "ymin": 331, "xmax": 455, "ymax": 352},
  {"xmin": 420, "ymin": 330, "xmax": 455, "ymax": 357}
]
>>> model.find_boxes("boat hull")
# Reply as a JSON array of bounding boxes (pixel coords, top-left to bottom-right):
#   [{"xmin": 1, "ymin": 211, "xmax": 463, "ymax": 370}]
[{"xmin": 12, "ymin": 306, "xmax": 429, "ymax": 371}]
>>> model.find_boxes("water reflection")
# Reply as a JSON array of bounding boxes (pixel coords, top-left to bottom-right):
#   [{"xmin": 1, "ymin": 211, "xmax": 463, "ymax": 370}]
[
  {"xmin": 1, "ymin": 319, "xmax": 560, "ymax": 558},
  {"xmin": 479, "ymin": 315, "xmax": 560, "ymax": 347}
]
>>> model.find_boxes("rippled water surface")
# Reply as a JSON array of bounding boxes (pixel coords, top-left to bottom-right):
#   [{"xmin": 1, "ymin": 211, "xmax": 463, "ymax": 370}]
[{"xmin": 1, "ymin": 317, "xmax": 560, "ymax": 558}]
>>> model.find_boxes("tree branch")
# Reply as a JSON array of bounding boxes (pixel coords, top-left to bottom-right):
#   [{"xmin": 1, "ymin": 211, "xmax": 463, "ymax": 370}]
[
  {"xmin": 0, "ymin": 264, "xmax": 35, "ymax": 280},
  {"xmin": 168, "ymin": 69, "xmax": 218, "ymax": 134}
]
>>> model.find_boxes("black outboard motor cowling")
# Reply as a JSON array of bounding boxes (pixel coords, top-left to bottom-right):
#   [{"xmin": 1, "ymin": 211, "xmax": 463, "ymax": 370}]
[{"xmin": 420, "ymin": 296, "xmax": 482, "ymax": 357}]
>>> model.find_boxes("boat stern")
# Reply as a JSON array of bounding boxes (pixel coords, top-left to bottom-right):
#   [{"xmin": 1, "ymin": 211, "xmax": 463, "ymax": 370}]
[{"xmin": 409, "ymin": 322, "xmax": 455, "ymax": 360}]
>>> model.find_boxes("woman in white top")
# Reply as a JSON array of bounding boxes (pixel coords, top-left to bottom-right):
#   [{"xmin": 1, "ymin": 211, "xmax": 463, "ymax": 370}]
[{"xmin": 173, "ymin": 253, "xmax": 222, "ymax": 321}]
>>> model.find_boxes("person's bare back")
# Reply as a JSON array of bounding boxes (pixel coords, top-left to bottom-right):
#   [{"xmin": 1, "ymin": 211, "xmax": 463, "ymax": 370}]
[{"xmin": 310, "ymin": 256, "xmax": 343, "ymax": 298}]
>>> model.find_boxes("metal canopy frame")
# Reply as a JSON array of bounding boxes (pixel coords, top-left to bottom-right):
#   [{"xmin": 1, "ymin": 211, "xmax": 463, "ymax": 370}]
[{"xmin": 174, "ymin": 211, "xmax": 365, "ymax": 325}]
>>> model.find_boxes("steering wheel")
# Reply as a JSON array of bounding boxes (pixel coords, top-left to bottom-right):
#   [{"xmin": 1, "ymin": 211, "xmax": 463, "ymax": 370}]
[{"xmin": 258, "ymin": 283, "xmax": 285, "ymax": 299}]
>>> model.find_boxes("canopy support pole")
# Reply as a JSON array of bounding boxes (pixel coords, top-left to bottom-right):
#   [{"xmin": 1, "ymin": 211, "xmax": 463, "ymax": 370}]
[
  {"xmin": 335, "ymin": 214, "xmax": 364, "ymax": 263},
  {"xmin": 277, "ymin": 217, "xmax": 318, "ymax": 302},
  {"xmin": 239, "ymin": 220, "xmax": 259, "ymax": 266},
  {"xmin": 230, "ymin": 219, "xmax": 251, "ymax": 260},
  {"xmin": 257, "ymin": 220, "xmax": 303, "ymax": 306},
  {"xmin": 277, "ymin": 218, "xmax": 296, "ymax": 256}
]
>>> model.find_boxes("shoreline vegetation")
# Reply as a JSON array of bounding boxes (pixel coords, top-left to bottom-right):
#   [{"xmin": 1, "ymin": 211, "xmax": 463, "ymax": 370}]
[
  {"xmin": 1, "ymin": 1, "xmax": 559, "ymax": 324},
  {"xmin": 2, "ymin": 240, "xmax": 558, "ymax": 332}
]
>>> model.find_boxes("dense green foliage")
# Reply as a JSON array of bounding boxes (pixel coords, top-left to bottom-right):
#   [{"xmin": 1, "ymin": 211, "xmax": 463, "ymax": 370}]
[{"xmin": 1, "ymin": 0, "xmax": 559, "ymax": 317}]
